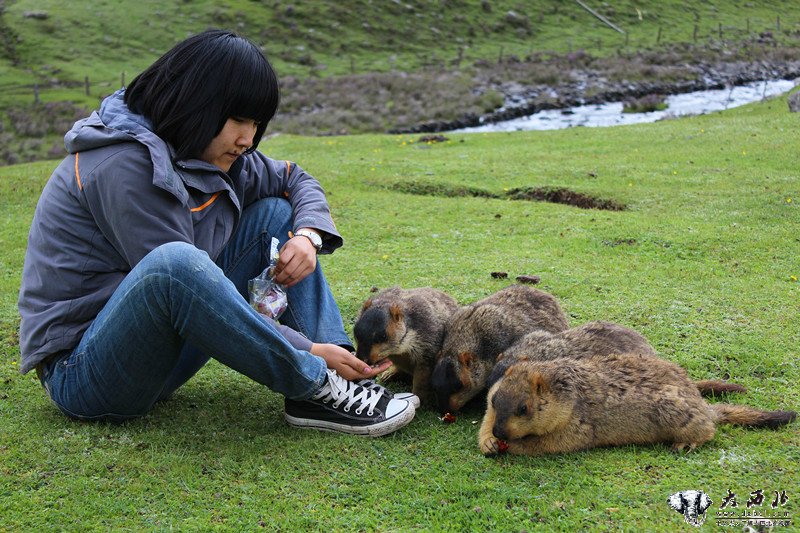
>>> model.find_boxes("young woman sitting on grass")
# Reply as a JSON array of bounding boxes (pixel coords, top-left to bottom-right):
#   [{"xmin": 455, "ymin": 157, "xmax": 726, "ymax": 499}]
[{"xmin": 17, "ymin": 29, "xmax": 417, "ymax": 437}]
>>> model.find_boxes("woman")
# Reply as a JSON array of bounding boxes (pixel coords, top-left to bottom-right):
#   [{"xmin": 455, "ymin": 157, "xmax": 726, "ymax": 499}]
[{"xmin": 17, "ymin": 30, "xmax": 416, "ymax": 436}]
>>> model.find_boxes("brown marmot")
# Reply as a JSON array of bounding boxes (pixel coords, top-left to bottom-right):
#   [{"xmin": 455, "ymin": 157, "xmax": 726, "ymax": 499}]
[
  {"xmin": 487, "ymin": 321, "xmax": 656, "ymax": 386},
  {"xmin": 486, "ymin": 321, "xmax": 742, "ymax": 397},
  {"xmin": 431, "ymin": 285, "xmax": 569, "ymax": 414},
  {"xmin": 479, "ymin": 353, "xmax": 795, "ymax": 456},
  {"xmin": 353, "ymin": 287, "xmax": 459, "ymax": 407}
]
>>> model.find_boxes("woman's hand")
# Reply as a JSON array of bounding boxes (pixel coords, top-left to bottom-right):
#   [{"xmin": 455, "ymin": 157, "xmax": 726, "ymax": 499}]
[
  {"xmin": 310, "ymin": 343, "xmax": 393, "ymax": 381},
  {"xmin": 273, "ymin": 233, "xmax": 317, "ymax": 287}
]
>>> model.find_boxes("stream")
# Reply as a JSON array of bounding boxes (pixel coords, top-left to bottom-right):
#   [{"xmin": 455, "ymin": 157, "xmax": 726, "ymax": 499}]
[{"xmin": 454, "ymin": 79, "xmax": 797, "ymax": 133}]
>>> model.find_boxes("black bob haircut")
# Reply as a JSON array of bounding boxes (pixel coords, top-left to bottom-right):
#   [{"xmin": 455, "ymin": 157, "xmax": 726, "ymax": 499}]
[{"xmin": 125, "ymin": 29, "xmax": 280, "ymax": 160}]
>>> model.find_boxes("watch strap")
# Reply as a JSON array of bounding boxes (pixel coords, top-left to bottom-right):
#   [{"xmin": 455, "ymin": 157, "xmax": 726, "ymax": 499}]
[{"xmin": 295, "ymin": 229, "xmax": 322, "ymax": 251}]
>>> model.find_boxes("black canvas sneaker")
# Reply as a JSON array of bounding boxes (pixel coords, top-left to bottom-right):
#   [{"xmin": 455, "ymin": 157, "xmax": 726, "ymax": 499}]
[
  {"xmin": 285, "ymin": 370, "xmax": 416, "ymax": 437},
  {"xmin": 356, "ymin": 379, "xmax": 421, "ymax": 409}
]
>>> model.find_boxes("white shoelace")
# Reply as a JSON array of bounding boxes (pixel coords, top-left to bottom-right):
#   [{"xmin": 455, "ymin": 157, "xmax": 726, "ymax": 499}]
[
  {"xmin": 356, "ymin": 378, "xmax": 388, "ymax": 396},
  {"xmin": 314, "ymin": 370, "xmax": 383, "ymax": 416}
]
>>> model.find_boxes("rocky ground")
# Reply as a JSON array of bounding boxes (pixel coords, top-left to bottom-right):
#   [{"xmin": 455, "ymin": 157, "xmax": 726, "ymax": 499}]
[{"xmin": 273, "ymin": 39, "xmax": 800, "ymax": 135}]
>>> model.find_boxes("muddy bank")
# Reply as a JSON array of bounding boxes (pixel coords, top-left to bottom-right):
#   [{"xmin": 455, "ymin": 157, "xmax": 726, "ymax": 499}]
[
  {"xmin": 391, "ymin": 55, "xmax": 800, "ymax": 134},
  {"xmin": 4, "ymin": 40, "xmax": 800, "ymax": 166},
  {"xmin": 272, "ymin": 40, "xmax": 800, "ymax": 136},
  {"xmin": 271, "ymin": 39, "xmax": 800, "ymax": 135}
]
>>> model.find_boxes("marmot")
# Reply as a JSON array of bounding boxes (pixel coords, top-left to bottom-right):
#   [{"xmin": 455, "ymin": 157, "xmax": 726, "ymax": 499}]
[
  {"xmin": 486, "ymin": 321, "xmax": 743, "ymax": 397},
  {"xmin": 353, "ymin": 287, "xmax": 459, "ymax": 407},
  {"xmin": 487, "ymin": 321, "xmax": 657, "ymax": 388},
  {"xmin": 479, "ymin": 353, "xmax": 795, "ymax": 456},
  {"xmin": 431, "ymin": 285, "xmax": 569, "ymax": 414}
]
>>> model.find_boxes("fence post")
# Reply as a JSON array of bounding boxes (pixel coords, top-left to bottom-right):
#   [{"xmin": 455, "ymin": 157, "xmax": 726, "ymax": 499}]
[
  {"xmin": 84, "ymin": 76, "xmax": 90, "ymax": 96},
  {"xmin": 454, "ymin": 46, "xmax": 463, "ymax": 68},
  {"xmin": 121, "ymin": 71, "xmax": 125, "ymax": 88},
  {"xmin": 34, "ymin": 82, "xmax": 39, "ymax": 104}
]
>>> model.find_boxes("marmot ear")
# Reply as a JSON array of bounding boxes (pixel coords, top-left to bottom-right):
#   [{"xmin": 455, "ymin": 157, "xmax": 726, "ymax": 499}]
[
  {"xmin": 458, "ymin": 351, "xmax": 475, "ymax": 367},
  {"xmin": 389, "ymin": 304, "xmax": 403, "ymax": 322},
  {"xmin": 530, "ymin": 373, "xmax": 550, "ymax": 395},
  {"xmin": 361, "ymin": 298, "xmax": 373, "ymax": 311}
]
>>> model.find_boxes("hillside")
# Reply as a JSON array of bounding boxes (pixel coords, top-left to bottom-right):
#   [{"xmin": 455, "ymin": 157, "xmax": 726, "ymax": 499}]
[{"xmin": 1, "ymin": 0, "xmax": 800, "ymax": 164}]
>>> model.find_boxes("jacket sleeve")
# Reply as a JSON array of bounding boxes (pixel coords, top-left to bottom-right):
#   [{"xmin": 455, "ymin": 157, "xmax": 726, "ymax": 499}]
[
  {"xmin": 79, "ymin": 144, "xmax": 194, "ymax": 269},
  {"xmin": 240, "ymin": 152, "xmax": 343, "ymax": 254}
]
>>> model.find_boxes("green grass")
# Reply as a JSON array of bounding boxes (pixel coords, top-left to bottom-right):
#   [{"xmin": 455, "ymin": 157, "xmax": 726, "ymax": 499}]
[
  {"xmin": 3, "ymin": 0, "xmax": 800, "ymax": 109},
  {"xmin": 4, "ymin": 0, "xmax": 799, "ymax": 86},
  {"xmin": 2, "ymin": 91, "xmax": 799, "ymax": 529}
]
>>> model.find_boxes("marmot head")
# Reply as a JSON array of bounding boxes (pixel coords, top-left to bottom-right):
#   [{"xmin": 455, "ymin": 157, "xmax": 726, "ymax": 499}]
[
  {"xmin": 353, "ymin": 300, "xmax": 408, "ymax": 365},
  {"xmin": 431, "ymin": 351, "xmax": 487, "ymax": 415},
  {"xmin": 488, "ymin": 362, "xmax": 575, "ymax": 440},
  {"xmin": 431, "ymin": 308, "xmax": 502, "ymax": 414}
]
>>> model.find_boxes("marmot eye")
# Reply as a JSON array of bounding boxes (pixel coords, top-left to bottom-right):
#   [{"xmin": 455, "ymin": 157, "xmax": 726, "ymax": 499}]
[{"xmin": 516, "ymin": 404, "xmax": 528, "ymax": 416}]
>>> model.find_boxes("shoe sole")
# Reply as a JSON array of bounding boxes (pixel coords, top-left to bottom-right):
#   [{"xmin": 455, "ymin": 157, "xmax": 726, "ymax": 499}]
[{"xmin": 284, "ymin": 404, "xmax": 416, "ymax": 437}]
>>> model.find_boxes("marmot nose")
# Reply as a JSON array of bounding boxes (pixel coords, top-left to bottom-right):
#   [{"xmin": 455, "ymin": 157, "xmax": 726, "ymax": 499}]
[{"xmin": 493, "ymin": 424, "xmax": 509, "ymax": 441}]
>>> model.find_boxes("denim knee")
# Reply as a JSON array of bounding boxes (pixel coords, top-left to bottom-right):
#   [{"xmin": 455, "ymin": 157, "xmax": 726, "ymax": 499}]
[
  {"xmin": 137, "ymin": 242, "xmax": 220, "ymax": 283},
  {"xmin": 144, "ymin": 241, "xmax": 208, "ymax": 267}
]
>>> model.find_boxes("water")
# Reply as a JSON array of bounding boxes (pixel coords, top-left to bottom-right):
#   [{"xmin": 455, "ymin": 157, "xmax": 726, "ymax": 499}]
[{"xmin": 454, "ymin": 79, "xmax": 797, "ymax": 133}]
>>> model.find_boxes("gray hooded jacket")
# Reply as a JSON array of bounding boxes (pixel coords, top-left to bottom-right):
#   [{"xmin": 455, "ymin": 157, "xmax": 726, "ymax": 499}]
[{"xmin": 17, "ymin": 89, "xmax": 342, "ymax": 374}]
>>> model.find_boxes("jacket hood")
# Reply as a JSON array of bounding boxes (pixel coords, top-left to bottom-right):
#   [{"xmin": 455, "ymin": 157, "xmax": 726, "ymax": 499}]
[{"xmin": 64, "ymin": 89, "xmax": 189, "ymax": 205}]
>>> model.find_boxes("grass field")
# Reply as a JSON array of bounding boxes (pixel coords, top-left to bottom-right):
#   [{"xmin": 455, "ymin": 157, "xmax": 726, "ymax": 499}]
[{"xmin": 1, "ymin": 88, "xmax": 798, "ymax": 530}]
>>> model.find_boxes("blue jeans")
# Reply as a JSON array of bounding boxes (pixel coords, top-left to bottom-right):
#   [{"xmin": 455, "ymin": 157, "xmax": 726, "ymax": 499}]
[{"xmin": 39, "ymin": 198, "xmax": 352, "ymax": 422}]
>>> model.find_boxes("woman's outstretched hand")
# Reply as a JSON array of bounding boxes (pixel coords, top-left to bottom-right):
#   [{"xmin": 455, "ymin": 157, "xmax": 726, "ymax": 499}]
[{"xmin": 310, "ymin": 343, "xmax": 393, "ymax": 381}]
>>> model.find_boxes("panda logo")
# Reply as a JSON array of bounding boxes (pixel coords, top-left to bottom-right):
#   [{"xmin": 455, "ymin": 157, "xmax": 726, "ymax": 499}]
[{"xmin": 667, "ymin": 490, "xmax": 713, "ymax": 527}]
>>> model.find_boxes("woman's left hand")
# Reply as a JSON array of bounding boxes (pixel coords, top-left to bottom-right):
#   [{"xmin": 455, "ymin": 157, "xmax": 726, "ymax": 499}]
[{"xmin": 273, "ymin": 235, "xmax": 317, "ymax": 287}]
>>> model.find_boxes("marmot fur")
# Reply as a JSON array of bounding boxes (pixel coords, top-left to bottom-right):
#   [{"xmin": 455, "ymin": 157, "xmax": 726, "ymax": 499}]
[
  {"xmin": 431, "ymin": 285, "xmax": 569, "ymax": 414},
  {"xmin": 354, "ymin": 287, "xmax": 459, "ymax": 406},
  {"xmin": 480, "ymin": 353, "xmax": 795, "ymax": 456},
  {"xmin": 487, "ymin": 321, "xmax": 742, "ymax": 397}
]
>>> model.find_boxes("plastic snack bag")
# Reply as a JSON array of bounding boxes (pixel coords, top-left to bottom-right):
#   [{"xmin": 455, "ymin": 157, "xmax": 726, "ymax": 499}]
[{"xmin": 248, "ymin": 237, "xmax": 288, "ymax": 320}]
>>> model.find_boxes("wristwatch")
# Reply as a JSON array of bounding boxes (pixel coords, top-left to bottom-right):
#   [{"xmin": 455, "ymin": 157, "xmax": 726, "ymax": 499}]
[{"xmin": 294, "ymin": 229, "xmax": 323, "ymax": 252}]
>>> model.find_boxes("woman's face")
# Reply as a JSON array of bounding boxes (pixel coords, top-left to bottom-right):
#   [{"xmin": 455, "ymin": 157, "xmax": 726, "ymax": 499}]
[{"xmin": 199, "ymin": 117, "xmax": 259, "ymax": 172}]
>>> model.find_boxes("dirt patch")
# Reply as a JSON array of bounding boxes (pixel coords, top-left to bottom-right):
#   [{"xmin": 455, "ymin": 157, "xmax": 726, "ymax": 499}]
[
  {"xmin": 506, "ymin": 186, "xmax": 626, "ymax": 211},
  {"xmin": 603, "ymin": 238, "xmax": 638, "ymax": 247},
  {"xmin": 386, "ymin": 181, "xmax": 626, "ymax": 210},
  {"xmin": 418, "ymin": 134, "xmax": 450, "ymax": 143},
  {"xmin": 387, "ymin": 180, "xmax": 500, "ymax": 199}
]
